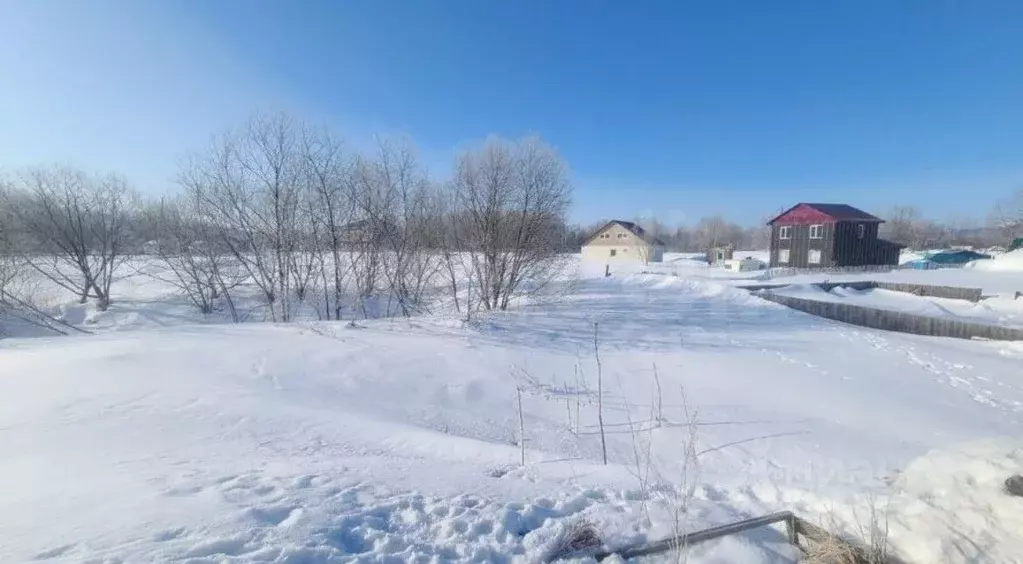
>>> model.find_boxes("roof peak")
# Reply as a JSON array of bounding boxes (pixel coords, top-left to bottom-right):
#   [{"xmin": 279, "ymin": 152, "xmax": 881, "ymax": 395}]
[
  {"xmin": 768, "ymin": 203, "xmax": 883, "ymax": 225},
  {"xmin": 584, "ymin": 219, "xmax": 666, "ymax": 246}
]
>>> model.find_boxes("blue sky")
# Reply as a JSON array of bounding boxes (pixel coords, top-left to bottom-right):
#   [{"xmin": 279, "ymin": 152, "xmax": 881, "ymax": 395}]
[{"xmin": 2, "ymin": 1, "xmax": 1022, "ymax": 226}]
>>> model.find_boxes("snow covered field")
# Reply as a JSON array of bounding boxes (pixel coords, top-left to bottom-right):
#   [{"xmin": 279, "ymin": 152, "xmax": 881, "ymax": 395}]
[
  {"xmin": 3, "ymin": 258, "xmax": 1023, "ymax": 562},
  {"xmin": 648, "ymin": 251, "xmax": 1023, "ymax": 297}
]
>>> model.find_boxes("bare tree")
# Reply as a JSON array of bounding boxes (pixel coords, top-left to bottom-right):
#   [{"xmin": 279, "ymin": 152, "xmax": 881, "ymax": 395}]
[
  {"xmin": 301, "ymin": 127, "xmax": 354, "ymax": 320},
  {"xmin": 0, "ymin": 192, "xmax": 90, "ymax": 337},
  {"xmin": 880, "ymin": 205, "xmax": 922, "ymax": 248},
  {"xmin": 145, "ymin": 196, "xmax": 244, "ymax": 320},
  {"xmin": 369, "ymin": 139, "xmax": 442, "ymax": 317},
  {"xmin": 347, "ymin": 157, "xmax": 388, "ymax": 318},
  {"xmin": 692, "ymin": 216, "xmax": 745, "ymax": 252},
  {"xmin": 991, "ymin": 189, "xmax": 1023, "ymax": 240},
  {"xmin": 450, "ymin": 136, "xmax": 571, "ymax": 311},
  {"xmin": 182, "ymin": 112, "xmax": 304, "ymax": 322},
  {"xmin": 437, "ymin": 190, "xmax": 476, "ymax": 319},
  {"xmin": 2, "ymin": 166, "xmax": 137, "ymax": 311}
]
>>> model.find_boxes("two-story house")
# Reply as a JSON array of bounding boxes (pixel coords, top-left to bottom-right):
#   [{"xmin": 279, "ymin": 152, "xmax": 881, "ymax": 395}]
[
  {"xmin": 581, "ymin": 220, "xmax": 665, "ymax": 263},
  {"xmin": 767, "ymin": 203, "xmax": 903, "ymax": 268}
]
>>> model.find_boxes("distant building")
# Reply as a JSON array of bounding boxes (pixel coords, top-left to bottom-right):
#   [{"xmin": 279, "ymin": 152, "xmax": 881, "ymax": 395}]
[
  {"xmin": 766, "ymin": 203, "xmax": 902, "ymax": 268},
  {"xmin": 339, "ymin": 219, "xmax": 396, "ymax": 247},
  {"xmin": 708, "ymin": 246, "xmax": 734, "ymax": 266},
  {"xmin": 723, "ymin": 256, "xmax": 767, "ymax": 272},
  {"xmin": 581, "ymin": 220, "xmax": 665, "ymax": 263}
]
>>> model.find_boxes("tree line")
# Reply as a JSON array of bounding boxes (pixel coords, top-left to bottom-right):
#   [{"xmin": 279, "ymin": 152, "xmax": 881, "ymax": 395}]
[
  {"xmin": 0, "ymin": 112, "xmax": 572, "ymax": 329},
  {"xmin": 880, "ymin": 203, "xmax": 1021, "ymax": 250},
  {"xmin": 3, "ymin": 110, "xmax": 1021, "ymax": 333},
  {"xmin": 566, "ymin": 198, "xmax": 1022, "ymax": 254},
  {"xmin": 564, "ymin": 216, "xmax": 770, "ymax": 253}
]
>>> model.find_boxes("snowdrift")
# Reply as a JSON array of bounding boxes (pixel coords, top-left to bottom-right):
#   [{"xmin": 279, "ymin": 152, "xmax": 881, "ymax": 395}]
[
  {"xmin": 769, "ymin": 283, "xmax": 1023, "ymax": 329},
  {"xmin": 3, "ymin": 274, "xmax": 1023, "ymax": 562},
  {"xmin": 966, "ymin": 249, "xmax": 1023, "ymax": 272}
]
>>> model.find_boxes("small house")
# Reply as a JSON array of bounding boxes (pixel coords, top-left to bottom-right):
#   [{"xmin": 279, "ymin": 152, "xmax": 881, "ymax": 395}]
[
  {"xmin": 766, "ymin": 203, "xmax": 903, "ymax": 268},
  {"xmin": 708, "ymin": 246, "xmax": 734, "ymax": 266},
  {"xmin": 581, "ymin": 220, "xmax": 665, "ymax": 263}
]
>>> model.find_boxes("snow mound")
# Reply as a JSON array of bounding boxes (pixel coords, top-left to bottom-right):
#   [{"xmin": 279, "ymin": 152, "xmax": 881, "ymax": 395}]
[
  {"xmin": 767, "ymin": 283, "xmax": 1023, "ymax": 328},
  {"xmin": 887, "ymin": 439, "xmax": 1023, "ymax": 563},
  {"xmin": 966, "ymin": 249, "xmax": 1023, "ymax": 272}
]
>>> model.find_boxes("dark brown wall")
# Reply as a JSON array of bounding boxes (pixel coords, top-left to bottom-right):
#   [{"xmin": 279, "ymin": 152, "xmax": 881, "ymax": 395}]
[
  {"xmin": 833, "ymin": 222, "xmax": 880, "ymax": 266},
  {"xmin": 770, "ymin": 220, "xmax": 900, "ymax": 268},
  {"xmin": 769, "ymin": 223, "xmax": 836, "ymax": 267}
]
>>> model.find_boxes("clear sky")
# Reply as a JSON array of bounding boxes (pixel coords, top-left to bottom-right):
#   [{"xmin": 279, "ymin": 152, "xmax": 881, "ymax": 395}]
[{"xmin": 2, "ymin": 0, "xmax": 1022, "ymax": 226}]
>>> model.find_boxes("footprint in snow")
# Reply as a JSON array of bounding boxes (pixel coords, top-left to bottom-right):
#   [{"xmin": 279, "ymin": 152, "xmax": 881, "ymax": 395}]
[
  {"xmin": 246, "ymin": 505, "xmax": 303, "ymax": 527},
  {"xmin": 185, "ymin": 535, "xmax": 250, "ymax": 558},
  {"xmin": 33, "ymin": 544, "xmax": 75, "ymax": 560},
  {"xmin": 153, "ymin": 527, "xmax": 187, "ymax": 542}
]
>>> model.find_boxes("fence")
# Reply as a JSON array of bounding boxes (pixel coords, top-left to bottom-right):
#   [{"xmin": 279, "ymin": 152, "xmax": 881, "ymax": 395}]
[
  {"xmin": 870, "ymin": 281, "xmax": 983, "ymax": 302},
  {"xmin": 758, "ymin": 264, "xmax": 897, "ymax": 280},
  {"xmin": 737, "ymin": 281, "xmax": 984, "ymax": 302},
  {"xmin": 757, "ymin": 261, "xmax": 971, "ymax": 280},
  {"xmin": 757, "ymin": 291, "xmax": 1023, "ymax": 341},
  {"xmin": 590, "ymin": 510, "xmax": 900, "ymax": 563}
]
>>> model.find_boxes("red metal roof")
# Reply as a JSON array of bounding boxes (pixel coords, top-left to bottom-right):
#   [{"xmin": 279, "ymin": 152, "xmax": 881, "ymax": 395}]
[{"xmin": 767, "ymin": 203, "xmax": 884, "ymax": 226}]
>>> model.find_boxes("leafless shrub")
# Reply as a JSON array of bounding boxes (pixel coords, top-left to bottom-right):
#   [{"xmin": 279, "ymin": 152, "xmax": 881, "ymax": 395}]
[
  {"xmin": 517, "ymin": 385, "xmax": 526, "ymax": 466},
  {"xmin": 362, "ymin": 139, "xmax": 442, "ymax": 317},
  {"xmin": 2, "ymin": 165, "xmax": 138, "ymax": 311},
  {"xmin": 181, "ymin": 112, "xmax": 305, "ymax": 322},
  {"xmin": 301, "ymin": 127, "xmax": 354, "ymax": 320},
  {"xmin": 0, "ymin": 222, "xmax": 89, "ymax": 337},
  {"xmin": 802, "ymin": 534, "xmax": 862, "ymax": 564},
  {"xmin": 144, "ymin": 196, "xmax": 244, "ymax": 320},
  {"xmin": 448, "ymin": 136, "xmax": 571, "ymax": 311},
  {"xmin": 541, "ymin": 518, "xmax": 603, "ymax": 562},
  {"xmin": 807, "ymin": 495, "xmax": 894, "ymax": 564},
  {"xmin": 990, "ymin": 189, "xmax": 1023, "ymax": 240},
  {"xmin": 593, "ymin": 322, "xmax": 608, "ymax": 465}
]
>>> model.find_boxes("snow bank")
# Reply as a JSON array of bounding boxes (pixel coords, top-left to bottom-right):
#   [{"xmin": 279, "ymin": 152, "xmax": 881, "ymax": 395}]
[
  {"xmin": 966, "ymin": 249, "xmax": 1023, "ymax": 272},
  {"xmin": 887, "ymin": 439, "xmax": 1023, "ymax": 562},
  {"xmin": 768, "ymin": 283, "xmax": 1023, "ymax": 328}
]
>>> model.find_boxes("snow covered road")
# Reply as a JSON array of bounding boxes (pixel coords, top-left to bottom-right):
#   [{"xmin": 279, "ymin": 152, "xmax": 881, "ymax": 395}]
[{"xmin": 2, "ymin": 273, "xmax": 1022, "ymax": 562}]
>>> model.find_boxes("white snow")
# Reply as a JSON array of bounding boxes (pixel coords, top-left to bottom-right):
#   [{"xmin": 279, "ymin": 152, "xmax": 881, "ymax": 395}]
[
  {"xmin": 967, "ymin": 249, "xmax": 1023, "ymax": 272},
  {"xmin": 768, "ymin": 283, "xmax": 1023, "ymax": 329},
  {"xmin": 635, "ymin": 250, "xmax": 1023, "ymax": 298},
  {"xmin": 3, "ymin": 259, "xmax": 1023, "ymax": 562}
]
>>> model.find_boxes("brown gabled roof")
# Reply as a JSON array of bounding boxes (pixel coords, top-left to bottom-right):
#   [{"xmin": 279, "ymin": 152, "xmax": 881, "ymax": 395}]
[
  {"xmin": 767, "ymin": 203, "xmax": 884, "ymax": 225},
  {"xmin": 584, "ymin": 220, "xmax": 666, "ymax": 246}
]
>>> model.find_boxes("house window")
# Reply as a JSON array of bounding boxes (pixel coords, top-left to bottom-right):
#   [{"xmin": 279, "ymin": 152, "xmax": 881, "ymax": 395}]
[
  {"xmin": 809, "ymin": 224, "xmax": 824, "ymax": 239},
  {"xmin": 779, "ymin": 249, "xmax": 790, "ymax": 263},
  {"xmin": 609, "ymin": 249, "xmax": 617, "ymax": 257},
  {"xmin": 857, "ymin": 224, "xmax": 866, "ymax": 239},
  {"xmin": 808, "ymin": 249, "xmax": 822, "ymax": 264},
  {"xmin": 779, "ymin": 226, "xmax": 791, "ymax": 240},
  {"xmin": 617, "ymin": 233, "xmax": 625, "ymax": 239}
]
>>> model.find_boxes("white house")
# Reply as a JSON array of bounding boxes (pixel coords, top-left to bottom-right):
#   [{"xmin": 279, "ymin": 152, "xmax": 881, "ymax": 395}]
[{"xmin": 581, "ymin": 220, "xmax": 665, "ymax": 263}]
